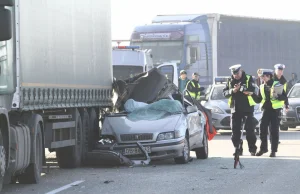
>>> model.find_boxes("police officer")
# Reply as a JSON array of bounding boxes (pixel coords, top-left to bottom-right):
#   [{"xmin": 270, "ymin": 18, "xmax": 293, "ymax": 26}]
[
  {"xmin": 178, "ymin": 70, "xmax": 190, "ymax": 93},
  {"xmin": 252, "ymin": 69, "xmax": 288, "ymax": 157},
  {"xmin": 223, "ymin": 64, "xmax": 257, "ymax": 156},
  {"xmin": 186, "ymin": 72, "xmax": 204, "ymax": 100},
  {"xmin": 272, "ymin": 64, "xmax": 289, "ymax": 144}
]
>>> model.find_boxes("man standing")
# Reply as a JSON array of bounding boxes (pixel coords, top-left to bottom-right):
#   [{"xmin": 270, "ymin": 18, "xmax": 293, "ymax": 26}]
[
  {"xmin": 223, "ymin": 64, "xmax": 257, "ymax": 156},
  {"xmin": 272, "ymin": 64, "xmax": 289, "ymax": 143},
  {"xmin": 178, "ymin": 70, "xmax": 189, "ymax": 93},
  {"xmin": 186, "ymin": 72, "xmax": 204, "ymax": 100}
]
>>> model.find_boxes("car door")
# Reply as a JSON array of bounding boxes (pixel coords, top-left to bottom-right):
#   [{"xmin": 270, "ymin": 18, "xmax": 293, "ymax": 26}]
[
  {"xmin": 157, "ymin": 63, "xmax": 178, "ymax": 87},
  {"xmin": 186, "ymin": 105, "xmax": 202, "ymax": 149}
]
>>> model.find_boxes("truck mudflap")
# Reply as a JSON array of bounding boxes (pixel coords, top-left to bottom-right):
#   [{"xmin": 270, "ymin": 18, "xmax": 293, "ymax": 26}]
[{"xmin": 86, "ymin": 142, "xmax": 151, "ymax": 167}]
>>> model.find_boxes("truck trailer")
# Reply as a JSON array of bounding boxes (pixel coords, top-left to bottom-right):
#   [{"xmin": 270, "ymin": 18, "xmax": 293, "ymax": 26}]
[
  {"xmin": 0, "ymin": 0, "xmax": 112, "ymax": 190},
  {"xmin": 130, "ymin": 14, "xmax": 300, "ymax": 87}
]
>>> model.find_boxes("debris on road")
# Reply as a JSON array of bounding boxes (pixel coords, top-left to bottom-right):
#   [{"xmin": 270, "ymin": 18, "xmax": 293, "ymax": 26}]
[{"xmin": 104, "ymin": 180, "xmax": 114, "ymax": 184}]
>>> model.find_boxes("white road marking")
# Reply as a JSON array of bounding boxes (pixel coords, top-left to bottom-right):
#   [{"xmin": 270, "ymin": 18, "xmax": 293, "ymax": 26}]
[{"xmin": 45, "ymin": 180, "xmax": 85, "ymax": 194}]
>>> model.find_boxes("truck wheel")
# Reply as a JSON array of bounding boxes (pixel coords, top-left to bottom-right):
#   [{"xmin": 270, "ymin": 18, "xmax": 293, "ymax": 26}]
[
  {"xmin": 56, "ymin": 110, "xmax": 83, "ymax": 168},
  {"xmin": 0, "ymin": 129, "xmax": 6, "ymax": 191},
  {"xmin": 88, "ymin": 108, "xmax": 99, "ymax": 147},
  {"xmin": 174, "ymin": 135, "xmax": 190, "ymax": 164},
  {"xmin": 280, "ymin": 125, "xmax": 288, "ymax": 131},
  {"xmin": 18, "ymin": 123, "xmax": 43, "ymax": 184},
  {"xmin": 80, "ymin": 109, "xmax": 90, "ymax": 164},
  {"xmin": 195, "ymin": 129, "xmax": 209, "ymax": 159}
]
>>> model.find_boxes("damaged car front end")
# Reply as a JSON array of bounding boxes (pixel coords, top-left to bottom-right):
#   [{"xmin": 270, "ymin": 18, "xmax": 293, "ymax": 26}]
[{"xmin": 92, "ymin": 68, "xmax": 211, "ymax": 166}]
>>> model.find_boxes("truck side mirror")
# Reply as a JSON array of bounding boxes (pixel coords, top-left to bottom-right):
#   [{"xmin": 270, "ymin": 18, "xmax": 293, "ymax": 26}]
[{"xmin": 0, "ymin": 8, "xmax": 12, "ymax": 41}]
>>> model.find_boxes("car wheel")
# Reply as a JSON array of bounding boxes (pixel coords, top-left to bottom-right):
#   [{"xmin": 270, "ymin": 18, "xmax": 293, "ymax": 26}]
[
  {"xmin": 174, "ymin": 136, "xmax": 190, "ymax": 164},
  {"xmin": 280, "ymin": 125, "xmax": 288, "ymax": 131},
  {"xmin": 195, "ymin": 129, "xmax": 208, "ymax": 159}
]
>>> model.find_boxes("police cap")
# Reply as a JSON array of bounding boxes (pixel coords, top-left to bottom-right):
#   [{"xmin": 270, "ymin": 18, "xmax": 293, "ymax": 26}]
[
  {"xmin": 180, "ymin": 70, "xmax": 187, "ymax": 75},
  {"xmin": 193, "ymin": 72, "xmax": 199, "ymax": 76},
  {"xmin": 257, "ymin": 68, "xmax": 273, "ymax": 77},
  {"xmin": 229, "ymin": 64, "xmax": 242, "ymax": 75},
  {"xmin": 274, "ymin": 64, "xmax": 285, "ymax": 70}
]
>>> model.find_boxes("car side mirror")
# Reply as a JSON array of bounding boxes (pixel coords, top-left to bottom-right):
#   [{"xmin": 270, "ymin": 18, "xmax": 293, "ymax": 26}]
[{"xmin": 186, "ymin": 105, "xmax": 198, "ymax": 113}]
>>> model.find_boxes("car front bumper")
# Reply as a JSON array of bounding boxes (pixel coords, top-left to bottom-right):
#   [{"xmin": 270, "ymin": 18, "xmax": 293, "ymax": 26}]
[
  {"xmin": 212, "ymin": 112, "xmax": 261, "ymax": 130},
  {"xmin": 91, "ymin": 137, "xmax": 186, "ymax": 162}
]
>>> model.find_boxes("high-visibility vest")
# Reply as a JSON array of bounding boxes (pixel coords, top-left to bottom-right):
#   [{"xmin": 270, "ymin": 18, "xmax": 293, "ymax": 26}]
[
  {"xmin": 186, "ymin": 81, "xmax": 201, "ymax": 100},
  {"xmin": 228, "ymin": 75, "xmax": 256, "ymax": 107},
  {"xmin": 260, "ymin": 80, "xmax": 284, "ymax": 109}
]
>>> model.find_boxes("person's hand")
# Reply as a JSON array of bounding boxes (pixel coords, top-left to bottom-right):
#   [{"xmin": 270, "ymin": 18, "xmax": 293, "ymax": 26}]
[
  {"xmin": 233, "ymin": 83, "xmax": 240, "ymax": 93},
  {"xmin": 285, "ymin": 106, "xmax": 289, "ymax": 113}
]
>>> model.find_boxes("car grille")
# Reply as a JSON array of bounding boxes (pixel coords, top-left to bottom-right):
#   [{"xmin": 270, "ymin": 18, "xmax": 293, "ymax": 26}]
[
  {"xmin": 220, "ymin": 116, "xmax": 231, "ymax": 126},
  {"xmin": 120, "ymin": 133, "xmax": 153, "ymax": 141},
  {"xmin": 225, "ymin": 109, "xmax": 231, "ymax": 114}
]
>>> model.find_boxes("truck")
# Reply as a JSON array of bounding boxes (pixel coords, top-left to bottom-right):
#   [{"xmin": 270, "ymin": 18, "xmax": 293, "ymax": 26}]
[
  {"xmin": 112, "ymin": 45, "xmax": 154, "ymax": 80},
  {"xmin": 130, "ymin": 14, "xmax": 300, "ymax": 87},
  {"xmin": 0, "ymin": 0, "xmax": 113, "ymax": 190}
]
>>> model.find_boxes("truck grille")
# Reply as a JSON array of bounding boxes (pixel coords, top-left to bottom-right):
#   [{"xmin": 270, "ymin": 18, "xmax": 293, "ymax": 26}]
[{"xmin": 120, "ymin": 133, "xmax": 153, "ymax": 141}]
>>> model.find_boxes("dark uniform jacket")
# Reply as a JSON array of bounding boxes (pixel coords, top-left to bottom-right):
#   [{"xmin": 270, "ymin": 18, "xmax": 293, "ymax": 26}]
[{"xmin": 223, "ymin": 71, "xmax": 255, "ymax": 113}]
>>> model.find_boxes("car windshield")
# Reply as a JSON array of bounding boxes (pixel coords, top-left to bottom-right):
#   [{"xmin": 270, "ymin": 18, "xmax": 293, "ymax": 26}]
[
  {"xmin": 211, "ymin": 86, "xmax": 226, "ymax": 100},
  {"xmin": 288, "ymin": 85, "xmax": 300, "ymax": 98},
  {"xmin": 113, "ymin": 66, "xmax": 144, "ymax": 80}
]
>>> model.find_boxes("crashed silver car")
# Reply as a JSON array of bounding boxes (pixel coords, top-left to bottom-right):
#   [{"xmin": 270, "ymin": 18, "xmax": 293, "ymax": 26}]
[{"xmin": 96, "ymin": 68, "xmax": 210, "ymax": 165}]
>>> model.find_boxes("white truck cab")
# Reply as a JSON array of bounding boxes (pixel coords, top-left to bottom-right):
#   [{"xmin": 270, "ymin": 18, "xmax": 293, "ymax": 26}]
[{"xmin": 112, "ymin": 46, "xmax": 154, "ymax": 80}]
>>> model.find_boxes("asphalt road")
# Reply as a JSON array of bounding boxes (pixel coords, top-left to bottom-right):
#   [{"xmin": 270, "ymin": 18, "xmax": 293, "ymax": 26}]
[{"xmin": 2, "ymin": 128, "xmax": 300, "ymax": 194}]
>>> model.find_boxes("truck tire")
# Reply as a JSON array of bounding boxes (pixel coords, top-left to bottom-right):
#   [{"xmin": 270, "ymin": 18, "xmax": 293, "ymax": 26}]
[
  {"xmin": 56, "ymin": 109, "xmax": 83, "ymax": 168},
  {"xmin": 195, "ymin": 129, "xmax": 209, "ymax": 159},
  {"xmin": 0, "ymin": 128, "xmax": 6, "ymax": 191},
  {"xmin": 80, "ymin": 109, "xmax": 90, "ymax": 164},
  {"xmin": 88, "ymin": 108, "xmax": 99, "ymax": 148},
  {"xmin": 18, "ymin": 123, "xmax": 43, "ymax": 184}
]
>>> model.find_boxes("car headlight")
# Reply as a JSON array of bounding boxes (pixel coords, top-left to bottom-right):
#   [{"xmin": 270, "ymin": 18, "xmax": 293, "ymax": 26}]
[
  {"xmin": 157, "ymin": 132, "xmax": 175, "ymax": 141},
  {"xmin": 210, "ymin": 106, "xmax": 224, "ymax": 114}
]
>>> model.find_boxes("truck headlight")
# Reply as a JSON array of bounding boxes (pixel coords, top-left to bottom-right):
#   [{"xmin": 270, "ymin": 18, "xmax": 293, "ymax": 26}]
[
  {"xmin": 157, "ymin": 132, "xmax": 175, "ymax": 141},
  {"xmin": 210, "ymin": 106, "xmax": 224, "ymax": 114}
]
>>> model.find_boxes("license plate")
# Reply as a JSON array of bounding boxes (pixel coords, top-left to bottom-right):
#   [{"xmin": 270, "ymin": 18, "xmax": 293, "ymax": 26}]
[{"xmin": 124, "ymin": 147, "xmax": 151, "ymax": 155}]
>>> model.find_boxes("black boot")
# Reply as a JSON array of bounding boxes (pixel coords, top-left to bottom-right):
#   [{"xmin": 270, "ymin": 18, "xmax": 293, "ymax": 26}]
[
  {"xmin": 256, "ymin": 150, "xmax": 268, "ymax": 156},
  {"xmin": 269, "ymin": 152, "xmax": 276, "ymax": 157}
]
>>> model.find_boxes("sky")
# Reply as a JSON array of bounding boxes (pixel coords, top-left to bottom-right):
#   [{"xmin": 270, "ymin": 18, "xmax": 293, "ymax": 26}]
[{"xmin": 111, "ymin": 0, "xmax": 300, "ymax": 40}]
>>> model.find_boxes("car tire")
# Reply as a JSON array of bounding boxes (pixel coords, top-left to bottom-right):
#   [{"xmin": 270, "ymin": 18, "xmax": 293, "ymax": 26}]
[
  {"xmin": 174, "ymin": 136, "xmax": 190, "ymax": 164},
  {"xmin": 195, "ymin": 129, "xmax": 208, "ymax": 159},
  {"xmin": 280, "ymin": 125, "xmax": 288, "ymax": 131}
]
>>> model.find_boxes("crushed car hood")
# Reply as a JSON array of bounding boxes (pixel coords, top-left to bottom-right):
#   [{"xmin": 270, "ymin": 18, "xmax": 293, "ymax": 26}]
[
  {"xmin": 113, "ymin": 68, "xmax": 178, "ymax": 110},
  {"xmin": 102, "ymin": 114, "xmax": 183, "ymax": 135}
]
